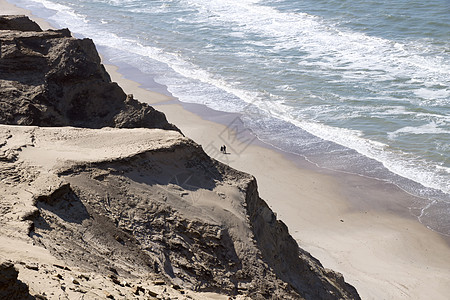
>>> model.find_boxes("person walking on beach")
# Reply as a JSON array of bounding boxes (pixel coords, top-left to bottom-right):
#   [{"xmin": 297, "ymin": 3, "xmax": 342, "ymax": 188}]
[
  {"xmin": 220, "ymin": 145, "xmax": 224, "ymax": 153},
  {"xmin": 223, "ymin": 145, "xmax": 227, "ymax": 154}
]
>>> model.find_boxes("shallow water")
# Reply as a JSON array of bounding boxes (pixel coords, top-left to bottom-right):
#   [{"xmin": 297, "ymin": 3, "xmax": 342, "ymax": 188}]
[{"xmin": 9, "ymin": 0, "xmax": 450, "ymax": 235}]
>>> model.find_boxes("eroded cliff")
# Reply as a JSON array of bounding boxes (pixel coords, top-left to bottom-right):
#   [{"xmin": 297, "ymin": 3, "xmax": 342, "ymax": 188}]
[
  {"xmin": 0, "ymin": 16, "xmax": 360, "ymax": 300},
  {"xmin": 0, "ymin": 15, "xmax": 177, "ymax": 131}
]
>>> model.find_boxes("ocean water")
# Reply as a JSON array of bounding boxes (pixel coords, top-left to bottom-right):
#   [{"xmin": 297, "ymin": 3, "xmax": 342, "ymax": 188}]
[{"xmin": 8, "ymin": 0, "xmax": 450, "ymax": 234}]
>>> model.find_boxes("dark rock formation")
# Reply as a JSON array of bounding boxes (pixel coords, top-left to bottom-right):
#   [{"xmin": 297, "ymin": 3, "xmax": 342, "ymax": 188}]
[
  {"xmin": 0, "ymin": 16, "xmax": 177, "ymax": 131},
  {"xmin": 0, "ymin": 15, "xmax": 42, "ymax": 32},
  {"xmin": 0, "ymin": 261, "xmax": 34, "ymax": 300}
]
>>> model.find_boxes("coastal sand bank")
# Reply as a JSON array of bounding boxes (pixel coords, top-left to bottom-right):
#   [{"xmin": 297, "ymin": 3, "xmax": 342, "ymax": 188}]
[{"xmin": 1, "ymin": 1, "xmax": 450, "ymax": 299}]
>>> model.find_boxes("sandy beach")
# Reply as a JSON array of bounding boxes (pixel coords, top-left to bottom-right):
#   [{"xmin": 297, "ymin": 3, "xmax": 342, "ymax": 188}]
[{"xmin": 2, "ymin": 1, "xmax": 450, "ymax": 299}]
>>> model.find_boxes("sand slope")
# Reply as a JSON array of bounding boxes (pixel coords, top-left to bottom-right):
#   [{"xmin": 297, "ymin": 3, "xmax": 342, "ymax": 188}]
[{"xmin": 0, "ymin": 124, "xmax": 359, "ymax": 299}]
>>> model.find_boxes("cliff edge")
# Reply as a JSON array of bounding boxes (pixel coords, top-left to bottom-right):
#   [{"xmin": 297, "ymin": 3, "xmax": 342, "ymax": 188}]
[
  {"xmin": 0, "ymin": 15, "xmax": 177, "ymax": 131},
  {"xmin": 0, "ymin": 16, "xmax": 360, "ymax": 300}
]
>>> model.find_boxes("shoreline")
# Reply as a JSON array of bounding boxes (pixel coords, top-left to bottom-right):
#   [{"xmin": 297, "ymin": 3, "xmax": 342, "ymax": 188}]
[
  {"xmin": 105, "ymin": 58, "xmax": 445, "ymax": 234},
  {"xmin": 2, "ymin": 1, "xmax": 450, "ymax": 299}
]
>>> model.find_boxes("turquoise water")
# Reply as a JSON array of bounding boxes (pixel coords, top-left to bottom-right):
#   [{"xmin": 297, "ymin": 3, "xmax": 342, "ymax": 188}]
[{"xmin": 9, "ymin": 0, "xmax": 450, "ymax": 234}]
